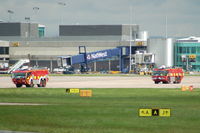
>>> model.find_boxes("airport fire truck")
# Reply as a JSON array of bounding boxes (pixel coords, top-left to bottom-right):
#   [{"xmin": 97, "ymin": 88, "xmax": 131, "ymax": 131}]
[
  {"xmin": 11, "ymin": 68, "xmax": 49, "ymax": 88},
  {"xmin": 152, "ymin": 68, "xmax": 184, "ymax": 84}
]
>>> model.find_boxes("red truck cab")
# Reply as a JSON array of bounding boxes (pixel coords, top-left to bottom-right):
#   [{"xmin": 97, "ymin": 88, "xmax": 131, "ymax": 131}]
[
  {"xmin": 152, "ymin": 68, "xmax": 184, "ymax": 84},
  {"xmin": 11, "ymin": 68, "xmax": 49, "ymax": 88}
]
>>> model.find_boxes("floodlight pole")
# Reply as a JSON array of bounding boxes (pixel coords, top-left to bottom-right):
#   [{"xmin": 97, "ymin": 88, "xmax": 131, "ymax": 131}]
[
  {"xmin": 25, "ymin": 17, "xmax": 31, "ymax": 38},
  {"xmin": 58, "ymin": 2, "xmax": 66, "ymax": 25},
  {"xmin": 165, "ymin": 5, "xmax": 168, "ymax": 39},
  {"xmin": 33, "ymin": 7, "xmax": 39, "ymax": 22},
  {"xmin": 129, "ymin": 6, "xmax": 133, "ymax": 73},
  {"xmin": 7, "ymin": 10, "xmax": 14, "ymax": 22}
]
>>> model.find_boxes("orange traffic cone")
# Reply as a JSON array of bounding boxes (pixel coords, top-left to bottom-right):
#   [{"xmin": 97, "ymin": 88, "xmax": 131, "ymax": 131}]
[
  {"xmin": 181, "ymin": 86, "xmax": 187, "ymax": 91},
  {"xmin": 189, "ymin": 85, "xmax": 193, "ymax": 91}
]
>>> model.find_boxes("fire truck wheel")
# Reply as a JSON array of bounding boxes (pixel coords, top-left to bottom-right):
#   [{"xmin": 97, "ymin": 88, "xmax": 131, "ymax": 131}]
[
  {"xmin": 37, "ymin": 81, "xmax": 42, "ymax": 87},
  {"xmin": 42, "ymin": 80, "xmax": 46, "ymax": 87},
  {"xmin": 26, "ymin": 80, "xmax": 34, "ymax": 87},
  {"xmin": 16, "ymin": 84, "xmax": 22, "ymax": 88},
  {"xmin": 175, "ymin": 77, "xmax": 181, "ymax": 84},
  {"xmin": 37, "ymin": 79, "xmax": 45, "ymax": 87},
  {"xmin": 26, "ymin": 84, "xmax": 34, "ymax": 87},
  {"xmin": 155, "ymin": 81, "xmax": 159, "ymax": 84}
]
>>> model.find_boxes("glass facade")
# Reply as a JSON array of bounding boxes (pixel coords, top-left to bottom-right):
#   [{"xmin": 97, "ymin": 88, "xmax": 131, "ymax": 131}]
[
  {"xmin": 0, "ymin": 47, "xmax": 9, "ymax": 54},
  {"xmin": 38, "ymin": 26, "xmax": 45, "ymax": 38},
  {"xmin": 174, "ymin": 42, "xmax": 200, "ymax": 71}
]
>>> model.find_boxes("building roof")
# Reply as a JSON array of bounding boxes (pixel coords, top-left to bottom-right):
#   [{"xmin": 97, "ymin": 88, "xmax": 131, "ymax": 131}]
[
  {"xmin": 0, "ymin": 40, "xmax": 9, "ymax": 42},
  {"xmin": 38, "ymin": 24, "xmax": 45, "ymax": 28},
  {"xmin": 177, "ymin": 36, "xmax": 200, "ymax": 43},
  {"xmin": 0, "ymin": 36, "xmax": 123, "ymax": 41}
]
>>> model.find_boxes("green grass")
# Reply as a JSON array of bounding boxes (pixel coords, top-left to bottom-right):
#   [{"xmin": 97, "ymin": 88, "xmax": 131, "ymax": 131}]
[{"xmin": 0, "ymin": 88, "xmax": 200, "ymax": 133}]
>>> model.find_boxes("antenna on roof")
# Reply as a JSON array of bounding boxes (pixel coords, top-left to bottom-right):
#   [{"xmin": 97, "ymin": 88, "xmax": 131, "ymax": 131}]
[
  {"xmin": 165, "ymin": 6, "xmax": 168, "ymax": 39},
  {"xmin": 165, "ymin": 15, "xmax": 168, "ymax": 39}
]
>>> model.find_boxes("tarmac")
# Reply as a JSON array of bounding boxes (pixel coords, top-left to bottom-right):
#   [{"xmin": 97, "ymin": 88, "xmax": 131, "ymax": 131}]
[{"xmin": 0, "ymin": 75, "xmax": 200, "ymax": 88}]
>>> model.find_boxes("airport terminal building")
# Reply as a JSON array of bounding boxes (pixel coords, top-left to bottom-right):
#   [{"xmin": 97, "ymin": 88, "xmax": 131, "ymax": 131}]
[
  {"xmin": 0, "ymin": 22, "xmax": 199, "ymax": 72},
  {"xmin": 0, "ymin": 22, "xmax": 148, "ymax": 72},
  {"xmin": 174, "ymin": 37, "xmax": 200, "ymax": 71}
]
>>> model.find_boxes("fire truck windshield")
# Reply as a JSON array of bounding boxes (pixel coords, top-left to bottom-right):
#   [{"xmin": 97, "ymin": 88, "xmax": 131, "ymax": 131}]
[
  {"xmin": 153, "ymin": 71, "xmax": 168, "ymax": 76},
  {"xmin": 12, "ymin": 73, "xmax": 26, "ymax": 78}
]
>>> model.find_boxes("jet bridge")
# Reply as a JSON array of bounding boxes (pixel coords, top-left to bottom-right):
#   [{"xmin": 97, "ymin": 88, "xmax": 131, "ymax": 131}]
[{"xmin": 57, "ymin": 46, "xmax": 129, "ymax": 72}]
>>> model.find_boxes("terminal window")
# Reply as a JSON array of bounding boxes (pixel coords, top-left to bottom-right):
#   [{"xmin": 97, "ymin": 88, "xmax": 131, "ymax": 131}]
[{"xmin": 0, "ymin": 47, "xmax": 9, "ymax": 54}]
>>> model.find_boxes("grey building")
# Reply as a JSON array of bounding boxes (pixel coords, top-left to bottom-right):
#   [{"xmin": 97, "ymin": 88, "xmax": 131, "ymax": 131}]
[
  {"xmin": 0, "ymin": 24, "xmax": 147, "ymax": 72},
  {"xmin": 59, "ymin": 24, "xmax": 140, "ymax": 39},
  {"xmin": 8, "ymin": 37, "xmax": 135, "ymax": 71},
  {"xmin": 0, "ymin": 40, "xmax": 9, "ymax": 70},
  {"xmin": 0, "ymin": 22, "xmax": 39, "ymax": 38}
]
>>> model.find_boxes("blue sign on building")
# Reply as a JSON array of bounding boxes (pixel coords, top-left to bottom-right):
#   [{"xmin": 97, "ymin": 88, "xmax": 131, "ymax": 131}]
[{"xmin": 86, "ymin": 48, "xmax": 120, "ymax": 61}]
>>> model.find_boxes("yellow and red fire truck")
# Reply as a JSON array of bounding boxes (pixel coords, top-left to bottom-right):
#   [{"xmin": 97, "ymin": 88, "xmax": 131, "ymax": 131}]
[
  {"xmin": 152, "ymin": 68, "xmax": 184, "ymax": 84},
  {"xmin": 11, "ymin": 68, "xmax": 49, "ymax": 88}
]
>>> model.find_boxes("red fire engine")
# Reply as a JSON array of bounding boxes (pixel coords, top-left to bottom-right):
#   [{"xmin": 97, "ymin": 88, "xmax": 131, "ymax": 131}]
[
  {"xmin": 11, "ymin": 68, "xmax": 49, "ymax": 88},
  {"xmin": 152, "ymin": 68, "xmax": 184, "ymax": 84}
]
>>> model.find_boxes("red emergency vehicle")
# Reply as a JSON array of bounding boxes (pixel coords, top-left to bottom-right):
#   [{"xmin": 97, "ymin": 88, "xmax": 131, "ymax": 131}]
[
  {"xmin": 11, "ymin": 68, "xmax": 49, "ymax": 88},
  {"xmin": 152, "ymin": 68, "xmax": 184, "ymax": 84}
]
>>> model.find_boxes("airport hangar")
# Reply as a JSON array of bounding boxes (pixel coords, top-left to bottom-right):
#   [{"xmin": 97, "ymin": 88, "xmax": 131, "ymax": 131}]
[{"xmin": 0, "ymin": 22, "xmax": 175, "ymax": 72}]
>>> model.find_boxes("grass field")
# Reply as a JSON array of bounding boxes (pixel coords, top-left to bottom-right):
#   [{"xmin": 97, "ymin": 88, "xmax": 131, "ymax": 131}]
[{"xmin": 0, "ymin": 88, "xmax": 200, "ymax": 133}]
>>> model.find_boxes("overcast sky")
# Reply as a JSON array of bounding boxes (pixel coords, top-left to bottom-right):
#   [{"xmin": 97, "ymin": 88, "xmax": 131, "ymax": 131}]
[{"xmin": 0, "ymin": 0, "xmax": 200, "ymax": 37}]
